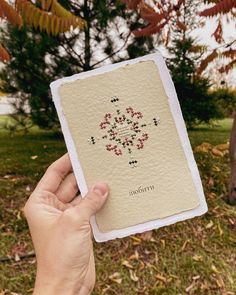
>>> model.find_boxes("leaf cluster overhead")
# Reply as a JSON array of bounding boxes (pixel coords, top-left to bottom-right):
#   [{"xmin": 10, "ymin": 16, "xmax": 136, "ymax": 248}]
[{"xmin": 0, "ymin": 0, "xmax": 86, "ymax": 62}]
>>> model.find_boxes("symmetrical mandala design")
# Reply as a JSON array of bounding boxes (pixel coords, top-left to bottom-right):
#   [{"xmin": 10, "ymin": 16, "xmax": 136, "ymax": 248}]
[{"xmin": 88, "ymin": 96, "xmax": 160, "ymax": 168}]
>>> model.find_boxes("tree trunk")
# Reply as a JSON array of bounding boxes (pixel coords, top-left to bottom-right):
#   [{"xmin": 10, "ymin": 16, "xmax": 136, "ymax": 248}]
[
  {"xmin": 226, "ymin": 111, "xmax": 236, "ymax": 205},
  {"xmin": 83, "ymin": 0, "xmax": 91, "ymax": 71}
]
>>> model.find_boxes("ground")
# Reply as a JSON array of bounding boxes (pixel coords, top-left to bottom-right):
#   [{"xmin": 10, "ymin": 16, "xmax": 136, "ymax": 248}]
[{"xmin": 0, "ymin": 118, "xmax": 235, "ymax": 295}]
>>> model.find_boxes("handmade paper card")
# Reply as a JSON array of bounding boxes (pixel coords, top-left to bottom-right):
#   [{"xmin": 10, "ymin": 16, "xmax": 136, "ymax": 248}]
[{"xmin": 50, "ymin": 52, "xmax": 208, "ymax": 242}]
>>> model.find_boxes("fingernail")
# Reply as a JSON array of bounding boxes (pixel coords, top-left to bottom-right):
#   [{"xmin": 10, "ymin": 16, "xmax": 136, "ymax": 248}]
[{"xmin": 93, "ymin": 182, "xmax": 109, "ymax": 197}]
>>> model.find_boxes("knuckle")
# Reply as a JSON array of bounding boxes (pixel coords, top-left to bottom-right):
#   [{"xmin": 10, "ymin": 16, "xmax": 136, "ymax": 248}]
[
  {"xmin": 47, "ymin": 163, "xmax": 63, "ymax": 178},
  {"xmin": 70, "ymin": 176, "xmax": 78, "ymax": 191}
]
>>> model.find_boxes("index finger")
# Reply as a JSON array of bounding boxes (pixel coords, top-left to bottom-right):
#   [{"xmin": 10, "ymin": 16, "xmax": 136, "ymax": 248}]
[{"xmin": 35, "ymin": 153, "xmax": 72, "ymax": 193}]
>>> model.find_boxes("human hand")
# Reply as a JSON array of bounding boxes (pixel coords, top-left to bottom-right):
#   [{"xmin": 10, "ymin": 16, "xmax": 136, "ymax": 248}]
[{"xmin": 24, "ymin": 154, "xmax": 109, "ymax": 295}]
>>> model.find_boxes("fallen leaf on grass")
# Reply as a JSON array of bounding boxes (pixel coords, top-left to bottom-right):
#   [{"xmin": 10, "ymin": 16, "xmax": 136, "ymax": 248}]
[
  {"xmin": 156, "ymin": 274, "xmax": 167, "ymax": 283},
  {"xmin": 128, "ymin": 250, "xmax": 139, "ymax": 260},
  {"xmin": 212, "ymin": 148, "xmax": 224, "ymax": 157},
  {"xmin": 195, "ymin": 142, "xmax": 212, "ymax": 153},
  {"xmin": 161, "ymin": 239, "xmax": 165, "ymax": 248},
  {"xmin": 185, "ymin": 275, "xmax": 201, "ymax": 293},
  {"xmin": 211, "ymin": 264, "xmax": 221, "ymax": 274},
  {"xmin": 208, "ymin": 177, "xmax": 214, "ymax": 187},
  {"xmin": 109, "ymin": 272, "xmax": 122, "ymax": 284},
  {"xmin": 206, "ymin": 220, "xmax": 214, "ymax": 229},
  {"xmin": 181, "ymin": 239, "xmax": 190, "ymax": 251},
  {"xmin": 215, "ymin": 275, "xmax": 225, "ymax": 288},
  {"xmin": 25, "ymin": 185, "xmax": 31, "ymax": 192},
  {"xmin": 14, "ymin": 253, "xmax": 20, "ymax": 262},
  {"xmin": 192, "ymin": 275, "xmax": 200, "ymax": 281},
  {"xmin": 138, "ymin": 260, "xmax": 145, "ymax": 271},
  {"xmin": 201, "ymin": 280, "xmax": 210, "ymax": 291},
  {"xmin": 215, "ymin": 143, "xmax": 229, "ymax": 150},
  {"xmin": 217, "ymin": 224, "xmax": 223, "ymax": 236},
  {"xmin": 129, "ymin": 269, "xmax": 139, "ymax": 282},
  {"xmin": 212, "ymin": 165, "xmax": 221, "ymax": 172},
  {"xmin": 31, "ymin": 155, "xmax": 38, "ymax": 160},
  {"xmin": 140, "ymin": 230, "xmax": 153, "ymax": 241},
  {"xmin": 122, "ymin": 260, "xmax": 133, "ymax": 269},
  {"xmin": 193, "ymin": 254, "xmax": 203, "ymax": 262},
  {"xmin": 185, "ymin": 281, "xmax": 195, "ymax": 293},
  {"xmin": 130, "ymin": 236, "xmax": 142, "ymax": 245}
]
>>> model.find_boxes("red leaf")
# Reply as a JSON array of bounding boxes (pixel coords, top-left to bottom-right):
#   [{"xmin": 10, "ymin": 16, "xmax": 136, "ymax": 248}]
[
  {"xmin": 0, "ymin": 44, "xmax": 10, "ymax": 62},
  {"xmin": 200, "ymin": 0, "xmax": 236, "ymax": 17},
  {"xmin": 212, "ymin": 20, "xmax": 223, "ymax": 43}
]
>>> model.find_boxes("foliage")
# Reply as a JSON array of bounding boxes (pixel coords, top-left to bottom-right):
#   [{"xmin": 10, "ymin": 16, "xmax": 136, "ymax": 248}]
[
  {"xmin": 0, "ymin": 44, "xmax": 10, "ymax": 62},
  {"xmin": 211, "ymin": 87, "xmax": 236, "ymax": 117},
  {"xmin": 0, "ymin": 1, "xmax": 155, "ymax": 129},
  {"xmin": 0, "ymin": 0, "xmax": 22, "ymax": 27},
  {"xmin": 0, "ymin": 0, "xmax": 85, "ymax": 62},
  {"xmin": 200, "ymin": 0, "xmax": 236, "ymax": 17},
  {"xmin": 0, "ymin": 0, "xmax": 23, "ymax": 61},
  {"xmin": 0, "ymin": 25, "xmax": 69, "ymax": 128},
  {"xmin": 122, "ymin": 0, "xmax": 236, "ymax": 75},
  {"xmin": 15, "ymin": 0, "xmax": 86, "ymax": 35},
  {"xmin": 0, "ymin": 119, "xmax": 236, "ymax": 294},
  {"xmin": 167, "ymin": 37, "xmax": 224, "ymax": 127},
  {"xmin": 121, "ymin": 0, "xmax": 185, "ymax": 37}
]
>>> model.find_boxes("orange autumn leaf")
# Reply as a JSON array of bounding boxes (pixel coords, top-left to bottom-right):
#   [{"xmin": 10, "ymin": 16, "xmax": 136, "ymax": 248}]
[
  {"xmin": 200, "ymin": 0, "xmax": 236, "ymax": 17},
  {"xmin": 0, "ymin": 44, "xmax": 10, "ymax": 62},
  {"xmin": 0, "ymin": 0, "xmax": 22, "ymax": 27}
]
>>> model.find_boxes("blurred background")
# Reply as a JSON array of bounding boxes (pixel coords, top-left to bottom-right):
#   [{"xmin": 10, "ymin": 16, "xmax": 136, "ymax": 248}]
[{"xmin": 0, "ymin": 0, "xmax": 235, "ymax": 294}]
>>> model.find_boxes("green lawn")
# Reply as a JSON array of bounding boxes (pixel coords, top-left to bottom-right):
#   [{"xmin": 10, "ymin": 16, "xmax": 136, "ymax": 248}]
[
  {"xmin": 188, "ymin": 118, "xmax": 233, "ymax": 147},
  {"xmin": 0, "ymin": 117, "xmax": 235, "ymax": 295}
]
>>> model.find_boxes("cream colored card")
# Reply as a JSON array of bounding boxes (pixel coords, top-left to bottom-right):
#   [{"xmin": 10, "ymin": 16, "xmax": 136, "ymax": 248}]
[{"xmin": 50, "ymin": 52, "xmax": 207, "ymax": 242}]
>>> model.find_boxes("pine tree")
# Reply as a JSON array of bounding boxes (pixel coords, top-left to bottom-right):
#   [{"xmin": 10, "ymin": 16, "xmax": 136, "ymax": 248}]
[
  {"xmin": 0, "ymin": 0, "xmax": 155, "ymax": 128},
  {"xmin": 166, "ymin": 0, "xmax": 224, "ymax": 128}
]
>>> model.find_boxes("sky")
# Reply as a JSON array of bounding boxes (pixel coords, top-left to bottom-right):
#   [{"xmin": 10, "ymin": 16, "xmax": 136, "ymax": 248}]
[
  {"xmin": 157, "ymin": 9, "xmax": 236, "ymax": 87},
  {"xmin": 193, "ymin": 17, "xmax": 235, "ymax": 87}
]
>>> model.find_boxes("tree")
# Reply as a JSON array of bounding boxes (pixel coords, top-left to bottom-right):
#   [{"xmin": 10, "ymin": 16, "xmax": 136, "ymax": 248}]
[
  {"xmin": 200, "ymin": 0, "xmax": 236, "ymax": 205},
  {"xmin": 0, "ymin": 0, "xmax": 155, "ymax": 128},
  {"xmin": 122, "ymin": 0, "xmax": 236, "ymax": 74},
  {"xmin": 0, "ymin": 0, "xmax": 86, "ymax": 61},
  {"xmin": 0, "ymin": 0, "xmax": 23, "ymax": 61},
  {"xmin": 0, "ymin": 25, "xmax": 74, "ymax": 128},
  {"xmin": 167, "ymin": 37, "xmax": 223, "ymax": 127}
]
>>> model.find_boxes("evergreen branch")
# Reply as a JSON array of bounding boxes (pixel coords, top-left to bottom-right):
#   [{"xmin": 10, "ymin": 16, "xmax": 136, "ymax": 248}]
[{"xmin": 91, "ymin": 31, "xmax": 132, "ymax": 68}]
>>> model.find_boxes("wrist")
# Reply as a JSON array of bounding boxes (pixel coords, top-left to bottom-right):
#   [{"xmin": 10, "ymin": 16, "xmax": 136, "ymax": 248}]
[
  {"xmin": 33, "ymin": 281, "xmax": 78, "ymax": 295},
  {"xmin": 33, "ymin": 272, "xmax": 81, "ymax": 295},
  {"xmin": 33, "ymin": 272, "xmax": 93, "ymax": 295}
]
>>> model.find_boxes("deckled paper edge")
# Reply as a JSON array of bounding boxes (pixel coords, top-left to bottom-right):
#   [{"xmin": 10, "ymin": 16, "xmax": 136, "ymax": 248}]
[{"xmin": 50, "ymin": 52, "xmax": 208, "ymax": 243}]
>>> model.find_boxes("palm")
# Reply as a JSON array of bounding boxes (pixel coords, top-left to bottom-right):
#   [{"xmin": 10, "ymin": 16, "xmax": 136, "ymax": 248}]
[{"xmin": 24, "ymin": 154, "xmax": 108, "ymax": 295}]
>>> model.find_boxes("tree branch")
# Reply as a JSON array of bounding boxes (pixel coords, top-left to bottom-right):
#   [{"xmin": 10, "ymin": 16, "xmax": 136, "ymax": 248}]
[{"xmin": 91, "ymin": 31, "xmax": 132, "ymax": 68}]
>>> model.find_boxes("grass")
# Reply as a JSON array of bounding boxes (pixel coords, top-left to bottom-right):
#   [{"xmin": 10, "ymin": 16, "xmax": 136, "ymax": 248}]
[
  {"xmin": 188, "ymin": 118, "xmax": 233, "ymax": 147},
  {"xmin": 0, "ymin": 117, "xmax": 235, "ymax": 295}
]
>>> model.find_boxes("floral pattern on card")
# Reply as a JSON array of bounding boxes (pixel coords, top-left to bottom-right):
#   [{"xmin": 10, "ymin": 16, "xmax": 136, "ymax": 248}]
[{"xmin": 88, "ymin": 96, "xmax": 160, "ymax": 167}]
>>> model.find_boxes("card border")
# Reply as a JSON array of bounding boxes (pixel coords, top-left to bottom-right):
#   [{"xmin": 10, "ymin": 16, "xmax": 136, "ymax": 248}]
[{"xmin": 50, "ymin": 52, "xmax": 208, "ymax": 242}]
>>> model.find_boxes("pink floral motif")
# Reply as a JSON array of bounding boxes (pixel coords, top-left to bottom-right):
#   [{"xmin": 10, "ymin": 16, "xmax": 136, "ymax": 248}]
[
  {"xmin": 100, "ymin": 113, "xmax": 112, "ymax": 129},
  {"xmin": 136, "ymin": 133, "xmax": 149, "ymax": 149},
  {"xmin": 89, "ymin": 99, "xmax": 160, "ymax": 167},
  {"xmin": 126, "ymin": 106, "xmax": 143, "ymax": 119},
  {"xmin": 99, "ymin": 106, "xmax": 150, "ymax": 156},
  {"xmin": 106, "ymin": 143, "xmax": 122, "ymax": 155}
]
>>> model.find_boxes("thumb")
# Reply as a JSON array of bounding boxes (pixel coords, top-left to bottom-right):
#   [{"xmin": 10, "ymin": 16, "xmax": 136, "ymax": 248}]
[{"xmin": 63, "ymin": 182, "xmax": 109, "ymax": 224}]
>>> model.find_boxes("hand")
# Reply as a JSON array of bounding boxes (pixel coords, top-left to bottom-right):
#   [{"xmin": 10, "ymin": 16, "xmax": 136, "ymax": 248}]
[{"xmin": 24, "ymin": 154, "xmax": 109, "ymax": 295}]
